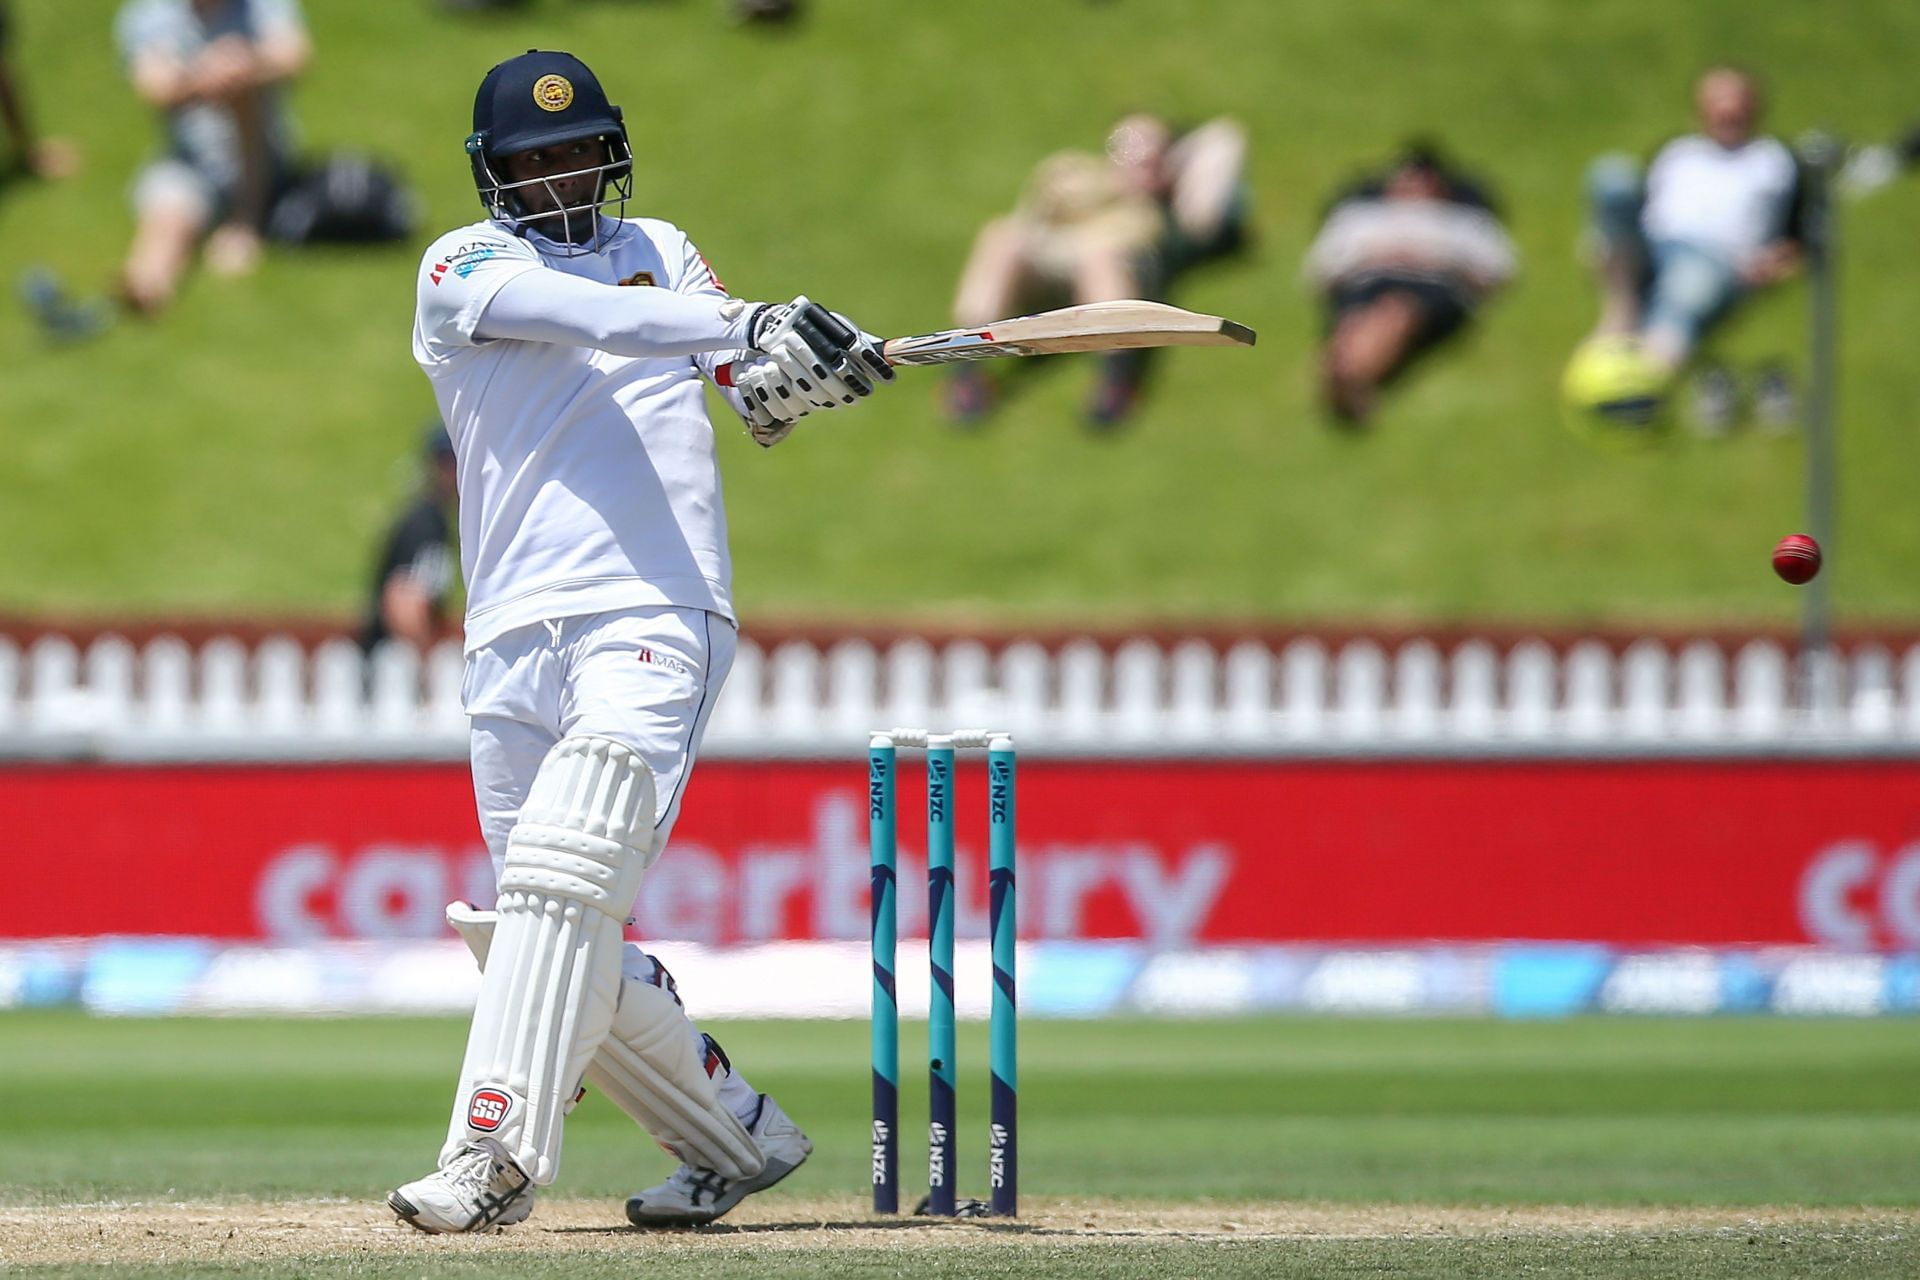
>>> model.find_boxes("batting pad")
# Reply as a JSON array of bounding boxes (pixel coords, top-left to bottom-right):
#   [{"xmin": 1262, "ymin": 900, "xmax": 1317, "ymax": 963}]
[
  {"xmin": 446, "ymin": 904, "xmax": 765, "ymax": 1181},
  {"xmin": 442, "ymin": 736, "xmax": 656, "ymax": 1185}
]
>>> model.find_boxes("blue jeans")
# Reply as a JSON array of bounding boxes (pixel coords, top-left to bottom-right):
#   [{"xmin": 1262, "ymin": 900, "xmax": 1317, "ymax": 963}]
[{"xmin": 1586, "ymin": 154, "xmax": 1744, "ymax": 357}]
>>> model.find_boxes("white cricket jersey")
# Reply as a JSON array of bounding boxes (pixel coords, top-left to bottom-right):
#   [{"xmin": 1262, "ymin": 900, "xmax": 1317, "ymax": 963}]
[
  {"xmin": 413, "ymin": 216, "xmax": 754, "ymax": 652},
  {"xmin": 1641, "ymin": 134, "xmax": 1799, "ymax": 263}
]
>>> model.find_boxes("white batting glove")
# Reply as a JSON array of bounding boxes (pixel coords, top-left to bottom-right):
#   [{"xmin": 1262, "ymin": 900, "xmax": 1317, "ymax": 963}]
[
  {"xmin": 733, "ymin": 296, "xmax": 892, "ymax": 446},
  {"xmin": 732, "ymin": 353, "xmax": 814, "ymax": 446}
]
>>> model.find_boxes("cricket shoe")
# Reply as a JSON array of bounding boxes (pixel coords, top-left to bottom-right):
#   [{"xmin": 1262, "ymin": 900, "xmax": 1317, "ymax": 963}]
[
  {"xmin": 388, "ymin": 1139, "xmax": 535, "ymax": 1233},
  {"xmin": 625, "ymin": 1094, "xmax": 812, "ymax": 1227}
]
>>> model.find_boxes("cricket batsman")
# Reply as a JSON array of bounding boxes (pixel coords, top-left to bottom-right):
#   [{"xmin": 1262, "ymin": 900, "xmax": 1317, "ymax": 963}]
[{"xmin": 386, "ymin": 49, "xmax": 893, "ymax": 1233}]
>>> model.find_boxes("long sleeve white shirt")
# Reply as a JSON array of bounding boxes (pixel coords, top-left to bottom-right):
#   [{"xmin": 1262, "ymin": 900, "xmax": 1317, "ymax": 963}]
[{"xmin": 412, "ymin": 215, "xmax": 757, "ymax": 651}]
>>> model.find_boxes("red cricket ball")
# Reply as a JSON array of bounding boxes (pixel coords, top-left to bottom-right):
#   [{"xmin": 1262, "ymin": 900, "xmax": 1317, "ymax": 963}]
[{"xmin": 1771, "ymin": 534, "xmax": 1822, "ymax": 585}]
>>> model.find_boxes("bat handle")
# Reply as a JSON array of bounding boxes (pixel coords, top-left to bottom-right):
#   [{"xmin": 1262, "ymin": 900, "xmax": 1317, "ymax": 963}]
[
  {"xmin": 811, "ymin": 307, "xmax": 894, "ymax": 367},
  {"xmin": 810, "ymin": 306, "xmax": 858, "ymax": 346},
  {"xmin": 717, "ymin": 306, "xmax": 894, "ymax": 386},
  {"xmin": 718, "ymin": 346, "xmax": 895, "ymax": 386}
]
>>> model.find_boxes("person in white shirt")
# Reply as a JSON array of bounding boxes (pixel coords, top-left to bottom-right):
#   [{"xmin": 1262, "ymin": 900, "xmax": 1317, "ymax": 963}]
[
  {"xmin": 1583, "ymin": 66, "xmax": 1805, "ymax": 374},
  {"xmin": 387, "ymin": 48, "xmax": 892, "ymax": 1235}
]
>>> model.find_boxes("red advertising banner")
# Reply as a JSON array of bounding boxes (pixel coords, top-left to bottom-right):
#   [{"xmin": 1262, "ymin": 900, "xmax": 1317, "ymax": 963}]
[{"xmin": 3, "ymin": 759, "xmax": 1914, "ymax": 948}]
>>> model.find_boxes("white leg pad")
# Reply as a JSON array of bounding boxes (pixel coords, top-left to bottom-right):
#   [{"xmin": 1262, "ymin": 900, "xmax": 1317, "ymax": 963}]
[
  {"xmin": 442, "ymin": 735, "xmax": 655, "ymax": 1185},
  {"xmin": 447, "ymin": 907, "xmax": 765, "ymax": 1181},
  {"xmin": 594, "ymin": 955, "xmax": 766, "ymax": 1180}
]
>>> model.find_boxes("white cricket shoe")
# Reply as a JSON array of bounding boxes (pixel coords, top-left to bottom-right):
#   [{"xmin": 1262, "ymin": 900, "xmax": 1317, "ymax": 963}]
[
  {"xmin": 625, "ymin": 1094, "xmax": 812, "ymax": 1227},
  {"xmin": 388, "ymin": 1139, "xmax": 535, "ymax": 1233}
]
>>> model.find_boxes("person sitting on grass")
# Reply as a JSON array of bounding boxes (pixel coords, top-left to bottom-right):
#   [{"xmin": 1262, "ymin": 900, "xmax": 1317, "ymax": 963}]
[
  {"xmin": 944, "ymin": 112, "xmax": 1249, "ymax": 430},
  {"xmin": 114, "ymin": 0, "xmax": 311, "ymax": 314},
  {"xmin": 1301, "ymin": 142, "xmax": 1516, "ymax": 427},
  {"xmin": 1580, "ymin": 66, "xmax": 1806, "ymax": 428}
]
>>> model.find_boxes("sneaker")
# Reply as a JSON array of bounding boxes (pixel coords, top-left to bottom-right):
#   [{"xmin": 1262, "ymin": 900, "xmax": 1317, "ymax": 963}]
[
  {"xmin": 1753, "ymin": 363, "xmax": 1797, "ymax": 433},
  {"xmin": 625, "ymin": 1094, "xmax": 812, "ymax": 1228},
  {"xmin": 1688, "ymin": 363, "xmax": 1739, "ymax": 436},
  {"xmin": 19, "ymin": 267, "xmax": 113, "ymax": 343},
  {"xmin": 388, "ymin": 1140, "xmax": 535, "ymax": 1234},
  {"xmin": 1084, "ymin": 373, "xmax": 1140, "ymax": 430},
  {"xmin": 1084, "ymin": 352, "xmax": 1146, "ymax": 431}
]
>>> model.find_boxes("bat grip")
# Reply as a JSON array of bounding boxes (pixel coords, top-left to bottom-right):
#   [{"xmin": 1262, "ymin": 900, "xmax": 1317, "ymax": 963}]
[
  {"xmin": 810, "ymin": 307, "xmax": 894, "ymax": 367},
  {"xmin": 718, "ymin": 304, "xmax": 894, "ymax": 385},
  {"xmin": 809, "ymin": 307, "xmax": 858, "ymax": 347}
]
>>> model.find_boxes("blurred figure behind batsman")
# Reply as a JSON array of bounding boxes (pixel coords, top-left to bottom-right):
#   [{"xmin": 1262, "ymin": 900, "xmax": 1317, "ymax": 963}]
[
  {"xmin": 359, "ymin": 420, "xmax": 460, "ymax": 653},
  {"xmin": 947, "ymin": 112, "xmax": 1249, "ymax": 430},
  {"xmin": 1302, "ymin": 142, "xmax": 1517, "ymax": 426}
]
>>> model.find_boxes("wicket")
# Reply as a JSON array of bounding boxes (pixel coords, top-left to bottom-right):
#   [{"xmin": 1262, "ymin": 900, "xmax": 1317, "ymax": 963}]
[{"xmin": 868, "ymin": 728, "xmax": 1018, "ymax": 1218}]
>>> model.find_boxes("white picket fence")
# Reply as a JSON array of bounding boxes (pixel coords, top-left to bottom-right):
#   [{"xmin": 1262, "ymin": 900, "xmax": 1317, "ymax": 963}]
[{"xmin": 0, "ymin": 632, "xmax": 1913, "ymax": 760}]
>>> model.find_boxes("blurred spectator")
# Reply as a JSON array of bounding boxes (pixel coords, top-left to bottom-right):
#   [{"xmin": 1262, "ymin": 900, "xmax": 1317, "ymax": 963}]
[
  {"xmin": 1106, "ymin": 113, "xmax": 1250, "ymax": 280},
  {"xmin": 1582, "ymin": 66, "xmax": 1804, "ymax": 388},
  {"xmin": 1838, "ymin": 120, "xmax": 1920, "ymax": 199},
  {"xmin": 359, "ymin": 421, "xmax": 460, "ymax": 653},
  {"xmin": 946, "ymin": 113, "xmax": 1249, "ymax": 429},
  {"xmin": 1302, "ymin": 142, "xmax": 1516, "ymax": 426},
  {"xmin": 114, "ymin": 0, "xmax": 312, "ymax": 314},
  {"xmin": 436, "ymin": 0, "xmax": 802, "ymax": 20},
  {"xmin": 0, "ymin": 0, "xmax": 79, "ymax": 182}
]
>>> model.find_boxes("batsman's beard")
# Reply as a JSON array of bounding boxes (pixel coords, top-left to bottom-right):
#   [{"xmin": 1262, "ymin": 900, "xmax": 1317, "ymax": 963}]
[{"xmin": 514, "ymin": 183, "xmax": 604, "ymax": 244}]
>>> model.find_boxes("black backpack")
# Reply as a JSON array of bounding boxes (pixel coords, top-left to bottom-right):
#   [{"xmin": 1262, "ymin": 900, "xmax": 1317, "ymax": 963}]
[{"xmin": 268, "ymin": 151, "xmax": 420, "ymax": 245}]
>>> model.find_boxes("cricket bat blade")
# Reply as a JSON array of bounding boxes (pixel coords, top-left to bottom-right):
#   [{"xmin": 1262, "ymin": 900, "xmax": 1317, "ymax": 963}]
[{"xmin": 878, "ymin": 300, "xmax": 1255, "ymax": 366}]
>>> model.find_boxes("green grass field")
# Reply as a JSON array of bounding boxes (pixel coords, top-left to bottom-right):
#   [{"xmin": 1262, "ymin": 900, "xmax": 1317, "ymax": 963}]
[
  {"xmin": 2, "ymin": 1012, "xmax": 1916, "ymax": 1275},
  {"xmin": 2, "ymin": 1, "xmax": 1918, "ymax": 626}
]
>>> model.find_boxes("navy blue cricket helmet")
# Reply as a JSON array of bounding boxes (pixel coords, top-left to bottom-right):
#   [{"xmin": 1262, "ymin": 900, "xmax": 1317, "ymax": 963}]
[{"xmin": 466, "ymin": 50, "xmax": 634, "ymax": 245}]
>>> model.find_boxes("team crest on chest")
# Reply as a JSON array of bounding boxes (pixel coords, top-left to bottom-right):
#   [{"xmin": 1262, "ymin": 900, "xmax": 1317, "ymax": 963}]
[
  {"xmin": 618, "ymin": 270, "xmax": 656, "ymax": 288},
  {"xmin": 532, "ymin": 74, "xmax": 574, "ymax": 112}
]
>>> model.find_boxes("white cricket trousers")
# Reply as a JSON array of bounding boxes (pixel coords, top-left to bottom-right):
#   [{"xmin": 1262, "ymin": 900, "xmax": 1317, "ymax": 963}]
[
  {"xmin": 461, "ymin": 604, "xmax": 765, "ymax": 1137},
  {"xmin": 464, "ymin": 605, "xmax": 736, "ymax": 892}
]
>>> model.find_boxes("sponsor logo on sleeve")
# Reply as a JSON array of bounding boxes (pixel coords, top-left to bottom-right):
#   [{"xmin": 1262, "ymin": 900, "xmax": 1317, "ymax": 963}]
[
  {"xmin": 447, "ymin": 243, "xmax": 500, "ymax": 280},
  {"xmin": 618, "ymin": 270, "xmax": 656, "ymax": 288},
  {"xmin": 431, "ymin": 243, "xmax": 501, "ymax": 285}
]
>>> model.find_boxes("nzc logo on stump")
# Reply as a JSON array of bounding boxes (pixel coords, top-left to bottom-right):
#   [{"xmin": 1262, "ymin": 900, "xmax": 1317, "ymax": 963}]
[{"xmin": 467, "ymin": 1088, "xmax": 512, "ymax": 1132}]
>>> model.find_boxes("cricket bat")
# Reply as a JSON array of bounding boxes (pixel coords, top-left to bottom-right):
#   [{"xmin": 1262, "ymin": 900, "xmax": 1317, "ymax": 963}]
[{"xmin": 875, "ymin": 300, "xmax": 1255, "ymax": 366}]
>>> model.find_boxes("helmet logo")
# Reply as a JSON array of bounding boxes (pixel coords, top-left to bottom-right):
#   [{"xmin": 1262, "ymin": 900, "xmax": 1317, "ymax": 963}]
[{"xmin": 533, "ymin": 74, "xmax": 574, "ymax": 112}]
